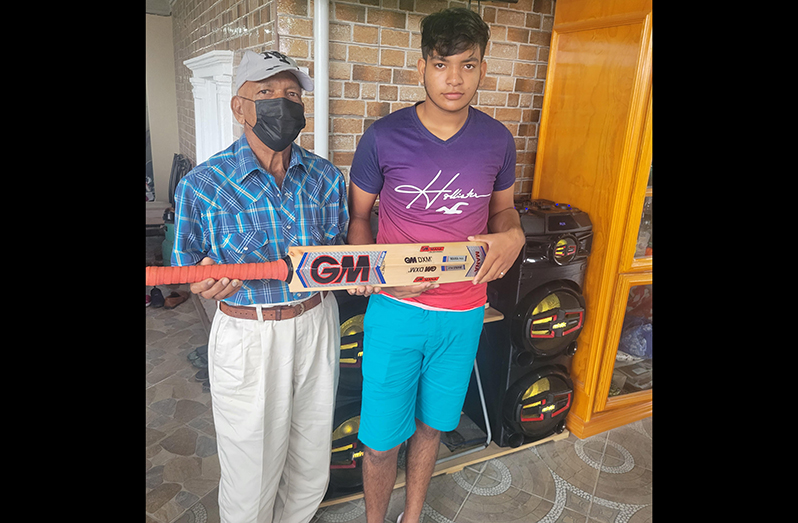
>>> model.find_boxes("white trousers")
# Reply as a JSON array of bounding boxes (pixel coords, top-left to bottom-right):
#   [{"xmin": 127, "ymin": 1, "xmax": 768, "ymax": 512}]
[{"xmin": 208, "ymin": 293, "xmax": 340, "ymax": 523}]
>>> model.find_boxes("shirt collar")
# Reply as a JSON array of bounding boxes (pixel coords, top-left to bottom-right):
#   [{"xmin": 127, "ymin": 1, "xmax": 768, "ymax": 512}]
[{"xmin": 235, "ymin": 134, "xmax": 307, "ymax": 184}]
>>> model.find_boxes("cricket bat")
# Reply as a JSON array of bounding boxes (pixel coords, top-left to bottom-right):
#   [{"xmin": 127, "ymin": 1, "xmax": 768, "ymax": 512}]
[{"xmin": 145, "ymin": 241, "xmax": 488, "ymax": 292}]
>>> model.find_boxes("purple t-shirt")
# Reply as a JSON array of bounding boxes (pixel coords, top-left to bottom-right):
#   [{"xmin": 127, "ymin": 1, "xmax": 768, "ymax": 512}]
[{"xmin": 350, "ymin": 103, "xmax": 516, "ymax": 310}]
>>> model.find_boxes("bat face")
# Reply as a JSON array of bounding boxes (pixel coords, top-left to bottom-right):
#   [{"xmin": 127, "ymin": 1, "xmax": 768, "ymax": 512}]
[{"xmin": 287, "ymin": 242, "xmax": 487, "ymax": 292}]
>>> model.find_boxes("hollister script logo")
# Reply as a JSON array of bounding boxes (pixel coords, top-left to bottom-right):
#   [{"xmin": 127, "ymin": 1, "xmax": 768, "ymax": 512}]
[{"xmin": 395, "ymin": 171, "xmax": 490, "ymax": 214}]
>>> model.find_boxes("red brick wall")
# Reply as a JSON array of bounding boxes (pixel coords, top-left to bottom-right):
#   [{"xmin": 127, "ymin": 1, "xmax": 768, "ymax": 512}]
[{"xmin": 171, "ymin": 0, "xmax": 555, "ymax": 199}]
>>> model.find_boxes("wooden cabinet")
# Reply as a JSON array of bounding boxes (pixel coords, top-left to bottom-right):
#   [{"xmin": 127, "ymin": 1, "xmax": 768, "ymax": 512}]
[{"xmin": 531, "ymin": 0, "xmax": 652, "ymax": 438}]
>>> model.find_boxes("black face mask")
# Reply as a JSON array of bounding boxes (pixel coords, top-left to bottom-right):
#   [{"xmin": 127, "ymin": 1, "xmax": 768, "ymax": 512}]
[{"xmin": 239, "ymin": 96, "xmax": 306, "ymax": 152}]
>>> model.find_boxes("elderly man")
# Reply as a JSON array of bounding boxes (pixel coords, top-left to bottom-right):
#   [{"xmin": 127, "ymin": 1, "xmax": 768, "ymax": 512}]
[{"xmin": 172, "ymin": 50, "xmax": 349, "ymax": 523}]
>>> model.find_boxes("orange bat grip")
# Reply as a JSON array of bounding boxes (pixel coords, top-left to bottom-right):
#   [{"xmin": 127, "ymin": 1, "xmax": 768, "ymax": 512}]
[{"xmin": 145, "ymin": 258, "xmax": 291, "ymax": 287}]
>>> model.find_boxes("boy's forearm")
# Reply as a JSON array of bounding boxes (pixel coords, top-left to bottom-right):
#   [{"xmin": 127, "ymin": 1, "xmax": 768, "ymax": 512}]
[
  {"xmin": 488, "ymin": 207, "xmax": 524, "ymax": 237},
  {"xmin": 347, "ymin": 215, "xmax": 376, "ymax": 245}
]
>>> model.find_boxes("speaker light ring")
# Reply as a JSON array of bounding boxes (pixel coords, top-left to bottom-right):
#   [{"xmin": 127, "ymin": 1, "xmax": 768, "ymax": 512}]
[{"xmin": 548, "ymin": 234, "xmax": 579, "ymax": 266}]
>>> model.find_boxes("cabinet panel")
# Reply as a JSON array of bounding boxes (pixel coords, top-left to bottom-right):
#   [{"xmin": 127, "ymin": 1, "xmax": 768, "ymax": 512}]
[
  {"xmin": 619, "ymin": 96, "xmax": 653, "ymax": 274},
  {"xmin": 531, "ymin": 0, "xmax": 653, "ymax": 438},
  {"xmin": 634, "ymin": 193, "xmax": 652, "ymax": 259},
  {"xmin": 554, "ymin": 0, "xmax": 652, "ymax": 26},
  {"xmin": 533, "ymin": 21, "xmax": 645, "ymax": 219},
  {"xmin": 595, "ymin": 272, "xmax": 652, "ymax": 412},
  {"xmin": 608, "ymin": 283, "xmax": 651, "ymax": 397}
]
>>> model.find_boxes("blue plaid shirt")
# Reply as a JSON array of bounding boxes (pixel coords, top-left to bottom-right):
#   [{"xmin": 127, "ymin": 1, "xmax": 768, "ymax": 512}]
[{"xmin": 172, "ymin": 135, "xmax": 349, "ymax": 305}]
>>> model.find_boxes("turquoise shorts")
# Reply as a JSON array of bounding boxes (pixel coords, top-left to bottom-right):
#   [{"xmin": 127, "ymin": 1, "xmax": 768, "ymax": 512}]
[{"xmin": 358, "ymin": 294, "xmax": 484, "ymax": 451}]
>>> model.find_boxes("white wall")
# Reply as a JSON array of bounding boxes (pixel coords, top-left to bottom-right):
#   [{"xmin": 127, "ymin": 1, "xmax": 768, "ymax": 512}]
[{"xmin": 145, "ymin": 13, "xmax": 180, "ymax": 203}]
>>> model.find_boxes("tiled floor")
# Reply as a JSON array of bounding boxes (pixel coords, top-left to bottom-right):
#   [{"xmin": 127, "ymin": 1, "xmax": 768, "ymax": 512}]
[{"xmin": 145, "ymin": 283, "xmax": 652, "ymax": 523}]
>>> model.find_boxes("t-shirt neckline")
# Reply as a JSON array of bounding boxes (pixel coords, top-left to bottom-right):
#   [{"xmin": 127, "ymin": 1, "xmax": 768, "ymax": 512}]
[{"xmin": 410, "ymin": 101, "xmax": 473, "ymax": 145}]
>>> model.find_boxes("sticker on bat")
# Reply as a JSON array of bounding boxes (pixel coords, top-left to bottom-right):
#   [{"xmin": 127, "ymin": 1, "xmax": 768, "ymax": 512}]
[
  {"xmin": 407, "ymin": 265, "xmax": 438, "ymax": 273},
  {"xmin": 466, "ymin": 245, "xmax": 486, "ymax": 278},
  {"xmin": 295, "ymin": 250, "xmax": 387, "ymax": 288}
]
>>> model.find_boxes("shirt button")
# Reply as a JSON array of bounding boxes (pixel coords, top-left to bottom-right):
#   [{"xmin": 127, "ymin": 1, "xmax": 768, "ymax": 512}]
[{"xmin": 243, "ymin": 247, "xmax": 248, "ymax": 250}]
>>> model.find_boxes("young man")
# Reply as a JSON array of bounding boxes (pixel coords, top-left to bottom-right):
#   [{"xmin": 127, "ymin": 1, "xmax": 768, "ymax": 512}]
[
  {"xmin": 346, "ymin": 8, "xmax": 525, "ymax": 523},
  {"xmin": 172, "ymin": 50, "xmax": 349, "ymax": 523}
]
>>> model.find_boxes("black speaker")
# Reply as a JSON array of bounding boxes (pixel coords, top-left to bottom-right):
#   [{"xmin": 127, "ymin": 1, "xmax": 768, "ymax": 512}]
[
  {"xmin": 463, "ymin": 199, "xmax": 592, "ymax": 447},
  {"xmin": 328, "ymin": 396, "xmax": 365, "ymax": 496},
  {"xmin": 337, "ymin": 293, "xmax": 367, "ymax": 396},
  {"xmin": 326, "ymin": 291, "xmax": 369, "ymax": 498}
]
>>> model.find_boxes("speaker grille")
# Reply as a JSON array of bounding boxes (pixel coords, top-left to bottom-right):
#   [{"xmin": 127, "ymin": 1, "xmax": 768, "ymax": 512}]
[
  {"xmin": 503, "ymin": 367, "xmax": 573, "ymax": 443},
  {"xmin": 511, "ymin": 283, "xmax": 586, "ymax": 362}
]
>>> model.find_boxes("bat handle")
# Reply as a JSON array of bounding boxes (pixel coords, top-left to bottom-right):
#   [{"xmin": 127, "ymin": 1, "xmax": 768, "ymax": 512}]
[{"xmin": 145, "ymin": 257, "xmax": 293, "ymax": 286}]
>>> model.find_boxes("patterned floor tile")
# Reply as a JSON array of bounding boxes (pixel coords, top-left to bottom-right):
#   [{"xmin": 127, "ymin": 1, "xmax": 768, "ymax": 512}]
[
  {"xmin": 146, "ymin": 287, "xmax": 219, "ymax": 523},
  {"xmin": 421, "ymin": 471, "xmax": 471, "ymax": 521},
  {"xmin": 533, "ymin": 433, "xmax": 604, "ymax": 500},
  {"xmin": 606, "ymin": 422, "xmax": 652, "ymax": 472},
  {"xmin": 313, "ymin": 499, "xmax": 368, "ymax": 523},
  {"xmin": 454, "ymin": 482, "xmax": 558, "ymax": 523}
]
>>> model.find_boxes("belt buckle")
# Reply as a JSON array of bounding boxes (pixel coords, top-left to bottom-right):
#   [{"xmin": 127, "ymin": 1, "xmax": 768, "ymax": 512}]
[{"xmin": 295, "ymin": 301, "xmax": 306, "ymax": 318}]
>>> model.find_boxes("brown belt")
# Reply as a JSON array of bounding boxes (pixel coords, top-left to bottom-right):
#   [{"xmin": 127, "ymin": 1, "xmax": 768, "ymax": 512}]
[{"xmin": 219, "ymin": 292, "xmax": 326, "ymax": 321}]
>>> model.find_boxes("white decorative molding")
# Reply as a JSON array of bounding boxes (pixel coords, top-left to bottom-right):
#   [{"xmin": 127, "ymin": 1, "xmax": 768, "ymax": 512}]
[{"xmin": 184, "ymin": 50, "xmax": 239, "ymax": 165}]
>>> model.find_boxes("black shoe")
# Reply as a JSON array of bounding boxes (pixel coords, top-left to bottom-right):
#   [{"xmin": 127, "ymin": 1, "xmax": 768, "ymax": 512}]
[
  {"xmin": 150, "ymin": 287, "xmax": 165, "ymax": 308},
  {"xmin": 194, "ymin": 368, "xmax": 209, "ymax": 382},
  {"xmin": 192, "ymin": 354, "xmax": 208, "ymax": 369},
  {"xmin": 187, "ymin": 344, "xmax": 208, "ymax": 362}
]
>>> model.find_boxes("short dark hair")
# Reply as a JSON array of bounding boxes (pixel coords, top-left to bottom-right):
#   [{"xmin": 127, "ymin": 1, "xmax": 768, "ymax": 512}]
[{"xmin": 420, "ymin": 7, "xmax": 491, "ymax": 61}]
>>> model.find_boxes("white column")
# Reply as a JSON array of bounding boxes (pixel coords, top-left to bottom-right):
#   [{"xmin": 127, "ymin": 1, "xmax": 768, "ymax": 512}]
[
  {"xmin": 184, "ymin": 51, "xmax": 236, "ymax": 165},
  {"xmin": 313, "ymin": 0, "xmax": 329, "ymax": 159}
]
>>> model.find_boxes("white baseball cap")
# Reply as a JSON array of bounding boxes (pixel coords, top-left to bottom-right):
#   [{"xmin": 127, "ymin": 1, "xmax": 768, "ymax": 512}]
[{"xmin": 235, "ymin": 50, "xmax": 314, "ymax": 94}]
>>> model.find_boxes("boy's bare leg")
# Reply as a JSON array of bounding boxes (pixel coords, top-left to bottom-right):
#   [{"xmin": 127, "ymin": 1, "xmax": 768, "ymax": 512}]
[
  {"xmin": 402, "ymin": 420, "xmax": 441, "ymax": 523},
  {"xmin": 362, "ymin": 443, "xmax": 401, "ymax": 522}
]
